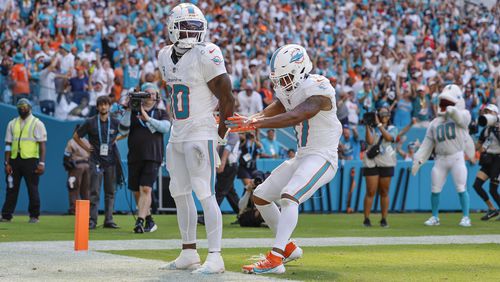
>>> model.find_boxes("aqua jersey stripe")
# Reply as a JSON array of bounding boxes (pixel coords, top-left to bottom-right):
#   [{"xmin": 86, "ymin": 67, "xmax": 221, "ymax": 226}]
[
  {"xmin": 270, "ymin": 46, "xmax": 284, "ymax": 72},
  {"xmin": 208, "ymin": 140, "xmax": 215, "ymax": 195},
  {"xmin": 301, "ymin": 120, "xmax": 309, "ymax": 147},
  {"xmin": 294, "ymin": 161, "xmax": 330, "ymax": 199}
]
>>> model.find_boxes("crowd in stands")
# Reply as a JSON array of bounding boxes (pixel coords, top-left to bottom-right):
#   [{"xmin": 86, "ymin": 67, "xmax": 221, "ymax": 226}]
[{"xmin": 0, "ymin": 0, "xmax": 499, "ymax": 158}]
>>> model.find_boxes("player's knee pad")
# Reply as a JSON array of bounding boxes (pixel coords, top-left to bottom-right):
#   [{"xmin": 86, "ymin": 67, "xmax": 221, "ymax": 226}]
[{"xmin": 473, "ymin": 178, "xmax": 489, "ymax": 201}]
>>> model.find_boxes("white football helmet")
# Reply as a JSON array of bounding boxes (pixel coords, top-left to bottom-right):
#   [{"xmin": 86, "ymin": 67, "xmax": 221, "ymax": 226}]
[
  {"xmin": 437, "ymin": 84, "xmax": 464, "ymax": 116},
  {"xmin": 167, "ymin": 3, "xmax": 207, "ymax": 49},
  {"xmin": 269, "ymin": 44, "xmax": 313, "ymax": 95}
]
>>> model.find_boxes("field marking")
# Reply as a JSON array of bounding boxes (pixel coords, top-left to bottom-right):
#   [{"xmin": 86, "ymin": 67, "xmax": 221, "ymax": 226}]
[
  {"xmin": 1, "ymin": 235, "xmax": 499, "ymax": 281},
  {"xmin": 1, "ymin": 235, "xmax": 499, "ymax": 251}
]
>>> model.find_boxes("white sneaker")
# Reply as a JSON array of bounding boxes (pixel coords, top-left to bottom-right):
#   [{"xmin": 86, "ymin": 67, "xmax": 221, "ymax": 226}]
[
  {"xmin": 424, "ymin": 216, "xmax": 440, "ymax": 226},
  {"xmin": 459, "ymin": 216, "xmax": 471, "ymax": 227},
  {"xmin": 191, "ymin": 252, "xmax": 225, "ymax": 274},
  {"xmin": 160, "ymin": 249, "xmax": 201, "ymax": 270}
]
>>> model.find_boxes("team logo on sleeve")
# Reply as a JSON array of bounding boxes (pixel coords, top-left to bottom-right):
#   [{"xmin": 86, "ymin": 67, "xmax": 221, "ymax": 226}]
[
  {"xmin": 211, "ymin": 56, "xmax": 223, "ymax": 65},
  {"xmin": 289, "ymin": 48, "xmax": 305, "ymax": 64}
]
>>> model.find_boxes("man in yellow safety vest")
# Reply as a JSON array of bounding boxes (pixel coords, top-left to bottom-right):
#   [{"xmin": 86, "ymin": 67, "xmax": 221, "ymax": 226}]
[{"xmin": 1, "ymin": 98, "xmax": 47, "ymax": 223}]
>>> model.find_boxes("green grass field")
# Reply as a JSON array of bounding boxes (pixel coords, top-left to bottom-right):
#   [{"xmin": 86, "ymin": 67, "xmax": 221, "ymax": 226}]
[
  {"xmin": 1, "ymin": 213, "xmax": 499, "ymax": 242},
  {"xmin": 107, "ymin": 244, "xmax": 500, "ymax": 281},
  {"xmin": 1, "ymin": 213, "xmax": 499, "ymax": 281}
]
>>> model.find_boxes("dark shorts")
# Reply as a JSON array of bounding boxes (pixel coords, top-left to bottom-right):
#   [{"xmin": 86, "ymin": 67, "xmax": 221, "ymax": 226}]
[
  {"xmin": 480, "ymin": 154, "xmax": 500, "ymax": 180},
  {"xmin": 128, "ymin": 161, "xmax": 160, "ymax": 191},
  {"xmin": 237, "ymin": 166, "xmax": 257, "ymax": 180},
  {"xmin": 363, "ymin": 166, "xmax": 395, "ymax": 177}
]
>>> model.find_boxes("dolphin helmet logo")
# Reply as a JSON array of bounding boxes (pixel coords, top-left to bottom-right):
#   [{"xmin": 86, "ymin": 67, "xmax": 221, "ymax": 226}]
[{"xmin": 289, "ymin": 48, "xmax": 304, "ymax": 64}]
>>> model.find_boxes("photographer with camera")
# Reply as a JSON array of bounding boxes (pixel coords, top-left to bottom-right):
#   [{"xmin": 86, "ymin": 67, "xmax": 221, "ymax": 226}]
[
  {"xmin": 362, "ymin": 107, "xmax": 398, "ymax": 227},
  {"xmin": 119, "ymin": 83, "xmax": 170, "ymax": 233},
  {"xmin": 472, "ymin": 104, "xmax": 500, "ymax": 221},
  {"xmin": 237, "ymin": 170, "xmax": 268, "ymax": 227}
]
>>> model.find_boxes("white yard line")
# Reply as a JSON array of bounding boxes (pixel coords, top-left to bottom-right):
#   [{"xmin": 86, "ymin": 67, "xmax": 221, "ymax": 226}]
[{"xmin": 1, "ymin": 235, "xmax": 499, "ymax": 281}]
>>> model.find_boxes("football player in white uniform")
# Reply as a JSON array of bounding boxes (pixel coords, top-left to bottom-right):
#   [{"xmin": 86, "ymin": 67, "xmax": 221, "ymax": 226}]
[
  {"xmin": 412, "ymin": 85, "xmax": 474, "ymax": 227},
  {"xmin": 158, "ymin": 3, "xmax": 234, "ymax": 274},
  {"xmin": 228, "ymin": 44, "xmax": 342, "ymax": 274}
]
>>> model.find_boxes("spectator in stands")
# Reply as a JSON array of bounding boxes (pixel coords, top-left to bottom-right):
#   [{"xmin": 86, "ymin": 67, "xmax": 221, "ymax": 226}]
[
  {"xmin": 393, "ymin": 88, "xmax": 413, "ymax": 128},
  {"xmin": 345, "ymin": 87, "xmax": 359, "ymax": 127},
  {"xmin": 260, "ymin": 129, "xmax": 280, "ymax": 159},
  {"xmin": 78, "ymin": 42, "xmax": 97, "ymax": 64},
  {"xmin": 123, "ymin": 55, "xmax": 141, "ymax": 93},
  {"xmin": 237, "ymin": 82, "xmax": 263, "ymax": 116},
  {"xmin": 69, "ymin": 67, "xmax": 89, "ymax": 105},
  {"xmin": 59, "ymin": 43, "xmax": 75, "ymax": 76},
  {"xmin": 287, "ymin": 149, "xmax": 296, "ymax": 159},
  {"xmin": 357, "ymin": 80, "xmax": 376, "ymax": 118},
  {"xmin": 10, "ymin": 53, "xmax": 30, "ymax": 105},
  {"xmin": 362, "ymin": 107, "xmax": 398, "ymax": 228},
  {"xmin": 38, "ymin": 57, "xmax": 59, "ymax": 116},
  {"xmin": 412, "ymin": 85, "xmax": 431, "ymax": 128},
  {"xmin": 332, "ymin": 77, "xmax": 349, "ymax": 126},
  {"xmin": 339, "ymin": 124, "xmax": 360, "ymax": 161}
]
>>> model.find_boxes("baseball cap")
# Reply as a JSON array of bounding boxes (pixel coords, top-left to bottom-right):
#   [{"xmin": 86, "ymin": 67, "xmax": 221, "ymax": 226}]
[
  {"xmin": 141, "ymin": 82, "xmax": 159, "ymax": 93},
  {"xmin": 17, "ymin": 98, "xmax": 32, "ymax": 108}
]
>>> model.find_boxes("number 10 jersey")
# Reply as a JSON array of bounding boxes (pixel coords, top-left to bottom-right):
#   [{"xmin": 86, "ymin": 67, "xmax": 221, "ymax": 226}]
[{"xmin": 158, "ymin": 42, "xmax": 227, "ymax": 143}]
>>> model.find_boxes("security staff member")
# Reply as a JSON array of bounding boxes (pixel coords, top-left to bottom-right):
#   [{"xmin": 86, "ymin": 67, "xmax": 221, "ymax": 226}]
[
  {"xmin": 63, "ymin": 124, "xmax": 90, "ymax": 215},
  {"xmin": 473, "ymin": 104, "xmax": 500, "ymax": 221},
  {"xmin": 2, "ymin": 98, "xmax": 47, "ymax": 223},
  {"xmin": 74, "ymin": 96, "xmax": 122, "ymax": 229},
  {"xmin": 119, "ymin": 83, "xmax": 170, "ymax": 233}
]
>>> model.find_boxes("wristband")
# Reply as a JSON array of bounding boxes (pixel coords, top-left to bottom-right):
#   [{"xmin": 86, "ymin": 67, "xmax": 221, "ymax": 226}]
[
  {"xmin": 5, "ymin": 145, "xmax": 11, "ymax": 152},
  {"xmin": 39, "ymin": 162, "xmax": 45, "ymax": 166},
  {"xmin": 4, "ymin": 161, "xmax": 9, "ymax": 166},
  {"xmin": 377, "ymin": 123, "xmax": 383, "ymax": 128}
]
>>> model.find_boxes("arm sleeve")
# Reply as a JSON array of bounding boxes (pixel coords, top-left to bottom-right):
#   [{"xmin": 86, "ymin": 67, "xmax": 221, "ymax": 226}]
[
  {"xmin": 33, "ymin": 120, "xmax": 48, "ymax": 142},
  {"xmin": 414, "ymin": 127, "xmax": 435, "ymax": 164},
  {"xmin": 146, "ymin": 109, "xmax": 171, "ymax": 134},
  {"xmin": 200, "ymin": 44, "xmax": 227, "ymax": 83},
  {"xmin": 5, "ymin": 121, "xmax": 13, "ymax": 143},
  {"xmin": 76, "ymin": 119, "xmax": 90, "ymax": 138},
  {"xmin": 447, "ymin": 107, "xmax": 471, "ymax": 129},
  {"xmin": 464, "ymin": 133, "xmax": 475, "ymax": 161},
  {"xmin": 119, "ymin": 111, "xmax": 131, "ymax": 135}
]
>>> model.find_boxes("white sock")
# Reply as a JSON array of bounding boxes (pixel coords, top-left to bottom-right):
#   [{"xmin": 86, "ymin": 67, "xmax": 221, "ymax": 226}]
[
  {"xmin": 200, "ymin": 195, "xmax": 222, "ymax": 252},
  {"xmin": 255, "ymin": 202, "xmax": 280, "ymax": 235},
  {"xmin": 273, "ymin": 198, "xmax": 299, "ymax": 251},
  {"xmin": 173, "ymin": 193, "xmax": 197, "ymax": 244}
]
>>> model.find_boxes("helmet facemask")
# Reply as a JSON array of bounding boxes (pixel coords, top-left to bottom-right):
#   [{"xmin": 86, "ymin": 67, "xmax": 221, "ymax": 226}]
[
  {"xmin": 169, "ymin": 20, "xmax": 206, "ymax": 49},
  {"xmin": 270, "ymin": 68, "xmax": 307, "ymax": 96}
]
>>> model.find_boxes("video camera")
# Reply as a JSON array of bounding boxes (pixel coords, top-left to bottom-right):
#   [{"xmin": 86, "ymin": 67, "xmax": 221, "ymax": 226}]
[
  {"xmin": 478, "ymin": 114, "xmax": 499, "ymax": 127},
  {"xmin": 128, "ymin": 91, "xmax": 152, "ymax": 112},
  {"xmin": 363, "ymin": 111, "xmax": 377, "ymax": 127}
]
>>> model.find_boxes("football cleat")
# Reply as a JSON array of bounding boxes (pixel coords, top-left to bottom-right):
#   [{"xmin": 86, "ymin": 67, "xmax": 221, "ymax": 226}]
[
  {"xmin": 459, "ymin": 216, "xmax": 471, "ymax": 227},
  {"xmin": 424, "ymin": 216, "xmax": 440, "ymax": 226},
  {"xmin": 283, "ymin": 241, "xmax": 303, "ymax": 264},
  {"xmin": 480, "ymin": 210, "xmax": 499, "ymax": 221},
  {"xmin": 160, "ymin": 249, "xmax": 201, "ymax": 270},
  {"xmin": 242, "ymin": 252, "xmax": 285, "ymax": 275},
  {"xmin": 191, "ymin": 252, "xmax": 225, "ymax": 274}
]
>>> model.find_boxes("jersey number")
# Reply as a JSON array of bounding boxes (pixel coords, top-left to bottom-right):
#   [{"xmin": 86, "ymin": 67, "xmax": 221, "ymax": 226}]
[
  {"xmin": 167, "ymin": 84, "xmax": 190, "ymax": 119},
  {"xmin": 295, "ymin": 120, "xmax": 309, "ymax": 147},
  {"xmin": 436, "ymin": 123, "xmax": 456, "ymax": 142}
]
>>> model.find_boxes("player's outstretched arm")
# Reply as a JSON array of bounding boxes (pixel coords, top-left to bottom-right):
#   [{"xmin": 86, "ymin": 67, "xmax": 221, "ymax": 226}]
[
  {"xmin": 208, "ymin": 73, "xmax": 235, "ymax": 139},
  {"xmin": 250, "ymin": 100, "xmax": 287, "ymax": 120},
  {"xmin": 251, "ymin": 95, "xmax": 331, "ymax": 129}
]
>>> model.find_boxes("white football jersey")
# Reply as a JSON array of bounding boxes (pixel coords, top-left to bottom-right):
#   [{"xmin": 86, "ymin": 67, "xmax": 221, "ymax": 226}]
[
  {"xmin": 158, "ymin": 42, "xmax": 226, "ymax": 142},
  {"xmin": 276, "ymin": 74, "xmax": 342, "ymax": 164},
  {"xmin": 425, "ymin": 111, "xmax": 470, "ymax": 156}
]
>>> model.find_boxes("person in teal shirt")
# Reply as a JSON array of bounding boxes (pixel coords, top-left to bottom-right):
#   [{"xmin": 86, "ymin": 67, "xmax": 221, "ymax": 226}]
[{"xmin": 260, "ymin": 129, "xmax": 280, "ymax": 159}]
